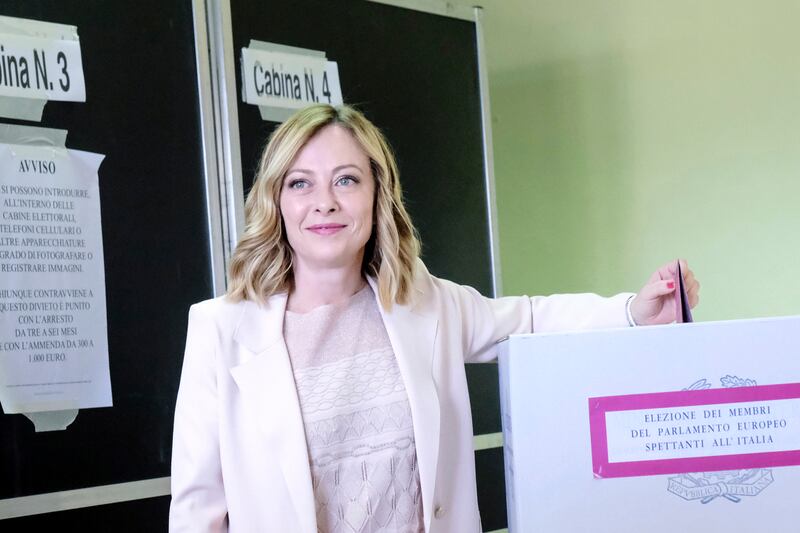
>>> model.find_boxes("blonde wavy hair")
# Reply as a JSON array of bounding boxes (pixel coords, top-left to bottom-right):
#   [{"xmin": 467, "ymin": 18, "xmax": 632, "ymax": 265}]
[{"xmin": 227, "ymin": 104, "xmax": 420, "ymax": 308}]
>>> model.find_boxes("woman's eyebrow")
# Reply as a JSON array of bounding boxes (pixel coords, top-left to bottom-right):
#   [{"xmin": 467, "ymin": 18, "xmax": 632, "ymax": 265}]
[
  {"xmin": 332, "ymin": 164, "xmax": 364, "ymax": 174},
  {"xmin": 286, "ymin": 164, "xmax": 363, "ymax": 175},
  {"xmin": 286, "ymin": 168, "xmax": 314, "ymax": 175}
]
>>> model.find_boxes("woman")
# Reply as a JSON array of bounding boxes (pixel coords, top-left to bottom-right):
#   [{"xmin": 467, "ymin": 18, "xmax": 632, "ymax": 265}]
[{"xmin": 169, "ymin": 104, "xmax": 699, "ymax": 533}]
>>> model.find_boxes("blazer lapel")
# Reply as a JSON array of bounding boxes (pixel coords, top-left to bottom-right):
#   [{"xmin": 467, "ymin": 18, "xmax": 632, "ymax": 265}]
[
  {"xmin": 368, "ymin": 278, "xmax": 440, "ymax": 533},
  {"xmin": 229, "ymin": 295, "xmax": 316, "ymax": 533}
]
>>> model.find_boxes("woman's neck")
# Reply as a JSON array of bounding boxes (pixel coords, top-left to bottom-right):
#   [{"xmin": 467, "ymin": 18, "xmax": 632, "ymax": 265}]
[{"xmin": 287, "ymin": 259, "xmax": 366, "ymax": 313}]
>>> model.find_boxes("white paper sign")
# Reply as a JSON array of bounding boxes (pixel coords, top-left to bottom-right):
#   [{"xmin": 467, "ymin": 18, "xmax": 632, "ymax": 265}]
[
  {"xmin": 241, "ymin": 47, "xmax": 342, "ymax": 109},
  {"xmin": 605, "ymin": 398, "xmax": 800, "ymax": 463},
  {"xmin": 0, "ymin": 141, "xmax": 110, "ymax": 413},
  {"xmin": 0, "ymin": 33, "xmax": 86, "ymax": 102}
]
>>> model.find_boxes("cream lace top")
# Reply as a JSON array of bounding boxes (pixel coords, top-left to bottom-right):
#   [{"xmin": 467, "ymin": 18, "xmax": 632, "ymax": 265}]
[{"xmin": 284, "ymin": 285, "xmax": 424, "ymax": 533}]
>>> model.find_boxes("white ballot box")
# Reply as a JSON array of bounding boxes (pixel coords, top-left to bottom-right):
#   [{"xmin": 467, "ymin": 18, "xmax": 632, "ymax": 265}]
[{"xmin": 498, "ymin": 316, "xmax": 800, "ymax": 533}]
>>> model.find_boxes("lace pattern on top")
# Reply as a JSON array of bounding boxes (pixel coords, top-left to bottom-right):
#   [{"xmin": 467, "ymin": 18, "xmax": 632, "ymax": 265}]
[{"xmin": 284, "ymin": 285, "xmax": 424, "ymax": 533}]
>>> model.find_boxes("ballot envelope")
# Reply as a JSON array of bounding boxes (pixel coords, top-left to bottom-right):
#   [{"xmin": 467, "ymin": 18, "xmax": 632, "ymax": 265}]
[{"xmin": 498, "ymin": 316, "xmax": 800, "ymax": 533}]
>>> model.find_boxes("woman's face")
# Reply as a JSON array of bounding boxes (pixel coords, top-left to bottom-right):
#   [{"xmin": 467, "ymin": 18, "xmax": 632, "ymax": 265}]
[{"xmin": 280, "ymin": 124, "xmax": 375, "ymax": 272}]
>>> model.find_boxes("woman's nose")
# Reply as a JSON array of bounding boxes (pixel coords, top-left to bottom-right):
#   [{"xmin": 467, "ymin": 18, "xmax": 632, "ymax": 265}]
[{"xmin": 313, "ymin": 186, "xmax": 338, "ymax": 213}]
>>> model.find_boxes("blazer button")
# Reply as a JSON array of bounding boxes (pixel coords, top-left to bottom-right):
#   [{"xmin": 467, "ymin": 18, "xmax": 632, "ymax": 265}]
[{"xmin": 434, "ymin": 505, "xmax": 445, "ymax": 519}]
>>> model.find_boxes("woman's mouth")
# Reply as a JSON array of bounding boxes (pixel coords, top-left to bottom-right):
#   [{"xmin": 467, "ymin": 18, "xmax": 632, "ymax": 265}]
[{"xmin": 307, "ymin": 223, "xmax": 346, "ymax": 235}]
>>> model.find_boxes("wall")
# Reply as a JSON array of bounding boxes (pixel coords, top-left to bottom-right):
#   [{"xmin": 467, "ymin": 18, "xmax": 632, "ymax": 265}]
[{"xmin": 468, "ymin": 0, "xmax": 800, "ymax": 321}]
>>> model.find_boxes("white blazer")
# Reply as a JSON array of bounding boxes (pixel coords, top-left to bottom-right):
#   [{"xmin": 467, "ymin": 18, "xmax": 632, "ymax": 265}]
[{"xmin": 169, "ymin": 262, "xmax": 632, "ymax": 532}]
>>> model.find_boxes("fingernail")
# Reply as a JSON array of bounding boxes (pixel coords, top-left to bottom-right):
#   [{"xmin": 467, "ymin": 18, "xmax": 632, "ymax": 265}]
[{"xmin": 667, "ymin": 281, "xmax": 675, "ymax": 289}]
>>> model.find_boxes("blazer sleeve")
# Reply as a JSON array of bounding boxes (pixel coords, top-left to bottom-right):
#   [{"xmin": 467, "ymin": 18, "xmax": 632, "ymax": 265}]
[
  {"xmin": 169, "ymin": 304, "xmax": 228, "ymax": 532},
  {"xmin": 434, "ymin": 276, "xmax": 633, "ymax": 363}
]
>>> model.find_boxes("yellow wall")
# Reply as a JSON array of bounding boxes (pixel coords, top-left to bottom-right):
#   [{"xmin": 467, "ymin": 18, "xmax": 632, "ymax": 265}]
[{"xmin": 473, "ymin": 0, "xmax": 800, "ymax": 320}]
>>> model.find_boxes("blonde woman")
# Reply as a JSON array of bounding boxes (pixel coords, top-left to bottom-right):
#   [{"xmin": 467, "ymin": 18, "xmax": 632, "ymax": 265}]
[{"xmin": 169, "ymin": 104, "xmax": 699, "ymax": 533}]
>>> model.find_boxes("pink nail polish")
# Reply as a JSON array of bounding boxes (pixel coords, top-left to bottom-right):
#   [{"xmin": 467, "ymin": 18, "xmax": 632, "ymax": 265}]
[{"xmin": 667, "ymin": 281, "xmax": 675, "ymax": 289}]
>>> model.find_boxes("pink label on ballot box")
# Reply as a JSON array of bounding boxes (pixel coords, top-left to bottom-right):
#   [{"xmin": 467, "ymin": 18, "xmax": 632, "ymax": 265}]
[{"xmin": 589, "ymin": 383, "xmax": 800, "ymax": 478}]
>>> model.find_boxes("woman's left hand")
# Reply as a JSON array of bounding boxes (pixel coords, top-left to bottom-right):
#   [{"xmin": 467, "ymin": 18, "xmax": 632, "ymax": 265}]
[{"xmin": 629, "ymin": 259, "xmax": 700, "ymax": 326}]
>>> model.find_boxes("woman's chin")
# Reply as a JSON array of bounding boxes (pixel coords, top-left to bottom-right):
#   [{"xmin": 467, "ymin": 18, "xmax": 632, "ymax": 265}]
[{"xmin": 296, "ymin": 251, "xmax": 365, "ymax": 272}]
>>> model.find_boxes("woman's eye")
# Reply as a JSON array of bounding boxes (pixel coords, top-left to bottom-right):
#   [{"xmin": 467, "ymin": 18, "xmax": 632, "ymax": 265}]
[
  {"xmin": 336, "ymin": 175, "xmax": 357, "ymax": 186},
  {"xmin": 287, "ymin": 179, "xmax": 308, "ymax": 190}
]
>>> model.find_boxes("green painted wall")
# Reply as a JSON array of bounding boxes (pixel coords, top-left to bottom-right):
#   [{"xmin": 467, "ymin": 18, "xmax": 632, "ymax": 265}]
[{"xmin": 474, "ymin": 0, "xmax": 800, "ymax": 321}]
